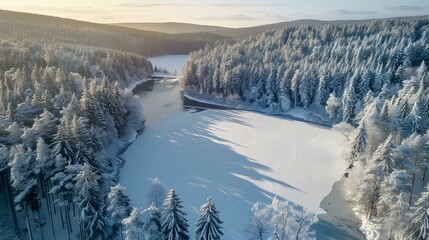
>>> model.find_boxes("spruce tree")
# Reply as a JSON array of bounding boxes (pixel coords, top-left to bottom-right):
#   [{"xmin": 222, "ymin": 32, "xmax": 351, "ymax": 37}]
[
  {"xmin": 195, "ymin": 197, "xmax": 223, "ymax": 240},
  {"xmin": 161, "ymin": 189, "xmax": 189, "ymax": 240},
  {"xmin": 409, "ymin": 183, "xmax": 429, "ymax": 239},
  {"xmin": 349, "ymin": 122, "xmax": 367, "ymax": 163},
  {"xmin": 122, "ymin": 207, "xmax": 144, "ymax": 240},
  {"xmin": 143, "ymin": 203, "xmax": 162, "ymax": 240},
  {"xmin": 108, "ymin": 184, "xmax": 131, "ymax": 236}
]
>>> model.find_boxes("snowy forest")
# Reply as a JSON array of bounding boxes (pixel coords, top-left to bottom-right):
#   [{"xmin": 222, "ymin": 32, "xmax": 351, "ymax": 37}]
[
  {"xmin": 181, "ymin": 16, "xmax": 429, "ymax": 239},
  {"xmin": 0, "ymin": 15, "xmax": 230, "ymax": 240},
  {"xmin": 0, "ymin": 40, "xmax": 154, "ymax": 239}
]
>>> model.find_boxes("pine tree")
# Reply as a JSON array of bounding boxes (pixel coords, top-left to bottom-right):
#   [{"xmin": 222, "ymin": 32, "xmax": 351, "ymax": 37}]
[
  {"xmin": 35, "ymin": 137, "xmax": 56, "ymax": 186},
  {"xmin": 195, "ymin": 197, "xmax": 223, "ymax": 240},
  {"xmin": 122, "ymin": 207, "xmax": 144, "ymax": 240},
  {"xmin": 314, "ymin": 72, "xmax": 328, "ymax": 107},
  {"xmin": 404, "ymin": 101, "xmax": 422, "ymax": 134},
  {"xmin": 349, "ymin": 122, "xmax": 367, "ymax": 163},
  {"xmin": 51, "ymin": 115, "xmax": 73, "ymax": 161},
  {"xmin": 8, "ymin": 145, "xmax": 37, "ymax": 210},
  {"xmin": 342, "ymin": 77, "xmax": 357, "ymax": 125},
  {"xmin": 142, "ymin": 203, "xmax": 162, "ymax": 240},
  {"xmin": 161, "ymin": 189, "xmax": 189, "ymax": 240},
  {"xmin": 374, "ymin": 134, "xmax": 396, "ymax": 175},
  {"xmin": 9, "ymin": 145, "xmax": 37, "ymax": 240},
  {"xmin": 290, "ymin": 70, "xmax": 300, "ymax": 108},
  {"xmin": 0, "ymin": 144, "xmax": 9, "ymax": 174},
  {"xmin": 409, "ymin": 183, "xmax": 429, "ymax": 239},
  {"xmin": 108, "ymin": 184, "xmax": 131, "ymax": 237},
  {"xmin": 376, "ymin": 170, "xmax": 409, "ymax": 238},
  {"xmin": 75, "ymin": 163, "xmax": 111, "ymax": 239},
  {"xmin": 5, "ymin": 121, "xmax": 23, "ymax": 145}
]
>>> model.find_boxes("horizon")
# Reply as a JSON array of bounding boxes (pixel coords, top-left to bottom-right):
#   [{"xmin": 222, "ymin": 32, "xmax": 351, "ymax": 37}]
[{"xmin": 0, "ymin": 0, "xmax": 428, "ymax": 28}]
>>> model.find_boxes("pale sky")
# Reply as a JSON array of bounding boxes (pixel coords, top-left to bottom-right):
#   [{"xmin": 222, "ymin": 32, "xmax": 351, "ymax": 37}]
[{"xmin": 0, "ymin": 0, "xmax": 428, "ymax": 27}]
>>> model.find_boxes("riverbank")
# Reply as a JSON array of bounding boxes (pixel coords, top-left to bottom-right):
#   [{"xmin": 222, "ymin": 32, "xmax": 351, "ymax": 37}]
[
  {"xmin": 183, "ymin": 91, "xmax": 332, "ymax": 127},
  {"xmin": 313, "ymin": 176, "xmax": 365, "ymax": 239}
]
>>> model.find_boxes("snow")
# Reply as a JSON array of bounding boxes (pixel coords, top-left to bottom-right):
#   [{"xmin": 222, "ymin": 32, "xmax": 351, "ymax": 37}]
[
  {"xmin": 184, "ymin": 91, "xmax": 331, "ymax": 126},
  {"xmin": 120, "ymin": 109, "xmax": 348, "ymax": 239}
]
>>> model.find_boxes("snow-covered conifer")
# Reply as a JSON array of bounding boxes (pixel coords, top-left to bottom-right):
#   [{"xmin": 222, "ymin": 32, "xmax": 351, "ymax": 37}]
[
  {"xmin": 142, "ymin": 203, "xmax": 162, "ymax": 240},
  {"xmin": 108, "ymin": 184, "xmax": 131, "ymax": 234},
  {"xmin": 123, "ymin": 207, "xmax": 144, "ymax": 240},
  {"xmin": 161, "ymin": 189, "xmax": 189, "ymax": 240},
  {"xmin": 195, "ymin": 197, "xmax": 223, "ymax": 240},
  {"xmin": 349, "ymin": 122, "xmax": 367, "ymax": 162},
  {"xmin": 409, "ymin": 183, "xmax": 429, "ymax": 239}
]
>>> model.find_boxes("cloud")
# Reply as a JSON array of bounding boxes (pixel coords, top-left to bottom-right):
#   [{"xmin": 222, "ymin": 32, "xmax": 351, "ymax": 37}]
[
  {"xmin": 333, "ymin": 9, "xmax": 378, "ymax": 15},
  {"xmin": 387, "ymin": 5, "xmax": 427, "ymax": 11},
  {"xmin": 202, "ymin": 14, "xmax": 258, "ymax": 21},
  {"xmin": 117, "ymin": 3, "xmax": 286, "ymax": 8}
]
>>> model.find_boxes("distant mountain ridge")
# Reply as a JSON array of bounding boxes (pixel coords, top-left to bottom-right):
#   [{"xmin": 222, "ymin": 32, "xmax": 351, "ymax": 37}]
[
  {"xmin": 113, "ymin": 19, "xmax": 348, "ymax": 40},
  {"xmin": 112, "ymin": 22, "xmax": 230, "ymax": 34},
  {"xmin": 0, "ymin": 9, "xmax": 229, "ymax": 57},
  {"xmin": 113, "ymin": 16, "xmax": 429, "ymax": 40}
]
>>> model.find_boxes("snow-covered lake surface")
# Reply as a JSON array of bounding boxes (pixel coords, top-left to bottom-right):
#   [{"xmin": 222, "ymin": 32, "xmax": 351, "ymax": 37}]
[
  {"xmin": 120, "ymin": 54, "xmax": 354, "ymax": 239},
  {"xmin": 120, "ymin": 109, "xmax": 348, "ymax": 239}
]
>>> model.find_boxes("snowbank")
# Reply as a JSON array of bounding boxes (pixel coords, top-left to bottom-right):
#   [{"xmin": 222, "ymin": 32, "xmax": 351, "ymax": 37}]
[
  {"xmin": 183, "ymin": 90, "xmax": 332, "ymax": 126},
  {"xmin": 120, "ymin": 109, "xmax": 348, "ymax": 239}
]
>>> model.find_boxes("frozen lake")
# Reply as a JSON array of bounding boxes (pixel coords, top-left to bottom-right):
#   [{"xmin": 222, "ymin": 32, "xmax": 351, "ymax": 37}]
[{"xmin": 120, "ymin": 55, "xmax": 356, "ymax": 239}]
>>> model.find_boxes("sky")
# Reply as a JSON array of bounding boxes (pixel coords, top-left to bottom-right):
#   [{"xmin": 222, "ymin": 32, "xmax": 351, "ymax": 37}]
[{"xmin": 0, "ymin": 0, "xmax": 428, "ymax": 28}]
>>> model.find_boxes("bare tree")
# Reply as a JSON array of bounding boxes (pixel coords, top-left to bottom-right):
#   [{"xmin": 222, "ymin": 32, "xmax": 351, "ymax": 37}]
[{"xmin": 245, "ymin": 219, "xmax": 268, "ymax": 240}]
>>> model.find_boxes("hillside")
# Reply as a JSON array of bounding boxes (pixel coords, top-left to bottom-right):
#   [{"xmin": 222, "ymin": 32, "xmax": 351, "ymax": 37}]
[
  {"xmin": 113, "ymin": 19, "xmax": 368, "ymax": 41},
  {"xmin": 112, "ymin": 22, "xmax": 230, "ymax": 34},
  {"xmin": 115, "ymin": 17, "xmax": 428, "ymax": 41},
  {"xmin": 0, "ymin": 9, "xmax": 228, "ymax": 57}
]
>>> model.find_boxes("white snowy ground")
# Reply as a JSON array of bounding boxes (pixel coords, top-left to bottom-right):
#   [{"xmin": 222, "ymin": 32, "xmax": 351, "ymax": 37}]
[{"xmin": 120, "ymin": 109, "xmax": 348, "ymax": 239}]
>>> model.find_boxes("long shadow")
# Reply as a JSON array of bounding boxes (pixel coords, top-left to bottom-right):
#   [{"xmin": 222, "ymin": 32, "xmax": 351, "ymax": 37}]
[{"xmin": 120, "ymin": 110, "xmax": 303, "ymax": 239}]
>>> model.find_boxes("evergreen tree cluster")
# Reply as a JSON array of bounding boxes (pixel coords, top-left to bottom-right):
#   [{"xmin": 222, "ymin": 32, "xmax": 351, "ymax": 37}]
[
  {"xmin": 0, "ymin": 41, "xmax": 147, "ymax": 239},
  {"xmin": 181, "ymin": 16, "xmax": 429, "ymax": 239},
  {"xmin": 181, "ymin": 16, "xmax": 429, "ymax": 116},
  {"xmin": 117, "ymin": 188, "xmax": 223, "ymax": 240},
  {"xmin": 0, "ymin": 41, "xmax": 153, "ymax": 87}
]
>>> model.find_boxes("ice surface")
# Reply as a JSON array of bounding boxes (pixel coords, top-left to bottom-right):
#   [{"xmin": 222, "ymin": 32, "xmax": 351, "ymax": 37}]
[{"xmin": 120, "ymin": 109, "xmax": 348, "ymax": 239}]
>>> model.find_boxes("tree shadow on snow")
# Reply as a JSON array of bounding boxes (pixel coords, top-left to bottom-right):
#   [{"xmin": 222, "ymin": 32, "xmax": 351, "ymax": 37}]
[{"xmin": 121, "ymin": 110, "xmax": 303, "ymax": 239}]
